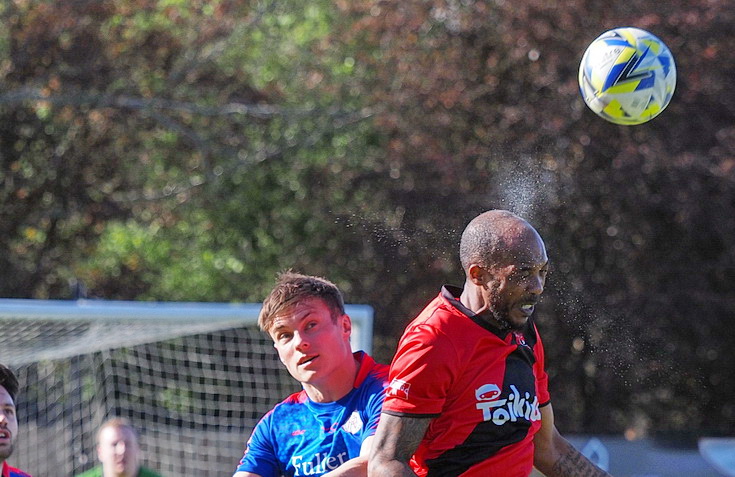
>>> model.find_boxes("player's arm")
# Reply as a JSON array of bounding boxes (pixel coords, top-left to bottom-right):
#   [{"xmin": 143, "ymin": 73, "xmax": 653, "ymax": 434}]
[
  {"xmin": 233, "ymin": 413, "xmax": 280, "ymax": 477},
  {"xmin": 318, "ymin": 434, "xmax": 375, "ymax": 477},
  {"xmin": 533, "ymin": 403, "xmax": 612, "ymax": 477},
  {"xmin": 367, "ymin": 413, "xmax": 431, "ymax": 477}
]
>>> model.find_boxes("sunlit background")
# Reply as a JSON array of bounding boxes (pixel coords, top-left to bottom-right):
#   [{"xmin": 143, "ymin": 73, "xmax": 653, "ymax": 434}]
[{"xmin": 1, "ymin": 0, "xmax": 733, "ymax": 475}]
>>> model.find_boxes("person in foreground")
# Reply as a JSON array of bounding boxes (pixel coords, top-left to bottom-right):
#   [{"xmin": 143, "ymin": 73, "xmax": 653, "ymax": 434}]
[
  {"xmin": 233, "ymin": 272, "xmax": 389, "ymax": 477},
  {"xmin": 0, "ymin": 364, "xmax": 31, "ymax": 477},
  {"xmin": 75, "ymin": 418, "xmax": 162, "ymax": 477},
  {"xmin": 368, "ymin": 210, "xmax": 611, "ymax": 477}
]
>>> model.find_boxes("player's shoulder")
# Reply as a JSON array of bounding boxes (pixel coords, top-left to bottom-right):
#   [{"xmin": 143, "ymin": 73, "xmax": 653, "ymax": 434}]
[
  {"xmin": 407, "ymin": 288, "xmax": 468, "ymax": 331},
  {"xmin": 251, "ymin": 389, "xmax": 309, "ymax": 429},
  {"xmin": 273, "ymin": 389, "xmax": 309, "ymax": 411},
  {"xmin": 138, "ymin": 467, "xmax": 164, "ymax": 477},
  {"xmin": 401, "ymin": 304, "xmax": 466, "ymax": 346},
  {"xmin": 352, "ymin": 352, "xmax": 389, "ymax": 393},
  {"xmin": 394, "ymin": 293, "xmax": 476, "ymax": 364},
  {"xmin": 364, "ymin": 361, "xmax": 390, "ymax": 391},
  {"xmin": 6, "ymin": 469, "xmax": 33, "ymax": 477}
]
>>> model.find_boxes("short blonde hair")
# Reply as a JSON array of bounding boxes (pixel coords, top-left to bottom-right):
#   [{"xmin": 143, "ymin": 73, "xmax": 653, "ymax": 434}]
[
  {"xmin": 97, "ymin": 417, "xmax": 139, "ymax": 444},
  {"xmin": 258, "ymin": 271, "xmax": 345, "ymax": 333}
]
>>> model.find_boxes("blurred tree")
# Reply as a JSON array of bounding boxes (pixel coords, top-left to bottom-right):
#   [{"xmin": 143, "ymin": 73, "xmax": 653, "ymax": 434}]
[{"xmin": 0, "ymin": 0, "xmax": 390, "ymax": 303}]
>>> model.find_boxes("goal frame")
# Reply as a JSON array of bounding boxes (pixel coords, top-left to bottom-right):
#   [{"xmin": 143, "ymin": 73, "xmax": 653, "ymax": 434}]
[
  {"xmin": 0, "ymin": 297, "xmax": 375, "ymax": 476},
  {"xmin": 0, "ymin": 297, "xmax": 374, "ymax": 359}
]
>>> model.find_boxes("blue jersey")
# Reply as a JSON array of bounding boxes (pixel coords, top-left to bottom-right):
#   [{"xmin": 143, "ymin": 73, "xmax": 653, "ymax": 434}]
[{"xmin": 236, "ymin": 351, "xmax": 388, "ymax": 477}]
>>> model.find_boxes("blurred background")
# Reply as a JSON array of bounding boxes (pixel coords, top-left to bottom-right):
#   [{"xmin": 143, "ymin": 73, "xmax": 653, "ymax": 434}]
[{"xmin": 0, "ymin": 0, "xmax": 733, "ymax": 474}]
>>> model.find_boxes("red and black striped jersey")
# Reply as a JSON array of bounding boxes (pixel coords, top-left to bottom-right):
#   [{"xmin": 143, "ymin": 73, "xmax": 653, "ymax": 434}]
[{"xmin": 382, "ymin": 286, "xmax": 551, "ymax": 477}]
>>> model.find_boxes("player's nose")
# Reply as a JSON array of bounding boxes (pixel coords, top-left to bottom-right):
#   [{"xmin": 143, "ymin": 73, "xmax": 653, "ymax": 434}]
[
  {"xmin": 293, "ymin": 331, "xmax": 310, "ymax": 351},
  {"xmin": 527, "ymin": 274, "xmax": 544, "ymax": 295}
]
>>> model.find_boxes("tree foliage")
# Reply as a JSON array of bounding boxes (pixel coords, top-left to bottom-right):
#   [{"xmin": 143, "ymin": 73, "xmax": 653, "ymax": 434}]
[{"xmin": 1, "ymin": 0, "xmax": 734, "ymax": 438}]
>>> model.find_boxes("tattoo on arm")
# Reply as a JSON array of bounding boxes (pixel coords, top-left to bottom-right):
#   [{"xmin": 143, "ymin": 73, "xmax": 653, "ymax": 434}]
[
  {"xmin": 370, "ymin": 414, "xmax": 430, "ymax": 476},
  {"xmin": 550, "ymin": 441, "xmax": 611, "ymax": 477},
  {"xmin": 393, "ymin": 417, "xmax": 430, "ymax": 462}
]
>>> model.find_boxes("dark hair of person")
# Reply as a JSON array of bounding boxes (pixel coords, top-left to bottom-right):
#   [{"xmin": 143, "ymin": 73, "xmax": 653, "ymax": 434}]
[{"xmin": 0, "ymin": 364, "xmax": 19, "ymax": 402}]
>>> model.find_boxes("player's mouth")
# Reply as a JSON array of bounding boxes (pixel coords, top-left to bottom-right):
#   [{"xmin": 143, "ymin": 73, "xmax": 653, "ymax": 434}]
[
  {"xmin": 519, "ymin": 304, "xmax": 534, "ymax": 315},
  {"xmin": 297, "ymin": 355, "xmax": 318, "ymax": 367},
  {"xmin": 0, "ymin": 429, "xmax": 11, "ymax": 441},
  {"xmin": 517, "ymin": 299, "xmax": 538, "ymax": 317}
]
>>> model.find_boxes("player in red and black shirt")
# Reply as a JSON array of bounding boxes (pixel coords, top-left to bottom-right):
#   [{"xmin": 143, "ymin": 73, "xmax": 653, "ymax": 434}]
[
  {"xmin": 1, "ymin": 364, "xmax": 32, "ymax": 477},
  {"xmin": 368, "ymin": 210, "xmax": 610, "ymax": 477}
]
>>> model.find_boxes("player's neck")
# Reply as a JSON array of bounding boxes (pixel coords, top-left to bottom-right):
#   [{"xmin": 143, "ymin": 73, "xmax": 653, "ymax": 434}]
[
  {"xmin": 460, "ymin": 281, "xmax": 511, "ymax": 329},
  {"xmin": 460, "ymin": 281, "xmax": 489, "ymax": 315},
  {"xmin": 303, "ymin": 353, "xmax": 359, "ymax": 403}
]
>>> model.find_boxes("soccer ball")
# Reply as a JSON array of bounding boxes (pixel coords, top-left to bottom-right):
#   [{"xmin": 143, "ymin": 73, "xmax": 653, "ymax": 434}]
[{"xmin": 578, "ymin": 27, "xmax": 676, "ymax": 125}]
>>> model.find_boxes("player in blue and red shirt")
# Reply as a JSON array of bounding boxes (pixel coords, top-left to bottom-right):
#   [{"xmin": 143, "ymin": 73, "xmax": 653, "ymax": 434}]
[
  {"xmin": 234, "ymin": 272, "xmax": 389, "ymax": 477},
  {"xmin": 1, "ymin": 462, "xmax": 30, "ymax": 477},
  {"xmin": 1, "ymin": 364, "xmax": 32, "ymax": 477},
  {"xmin": 369, "ymin": 210, "xmax": 611, "ymax": 477}
]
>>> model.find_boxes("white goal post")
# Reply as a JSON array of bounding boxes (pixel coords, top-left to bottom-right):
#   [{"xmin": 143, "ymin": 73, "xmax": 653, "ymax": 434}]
[{"xmin": 0, "ymin": 298, "xmax": 374, "ymax": 477}]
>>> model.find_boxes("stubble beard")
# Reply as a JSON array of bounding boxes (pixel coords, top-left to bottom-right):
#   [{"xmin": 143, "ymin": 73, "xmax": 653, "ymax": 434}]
[
  {"xmin": 489, "ymin": 306, "xmax": 520, "ymax": 331},
  {"xmin": 0, "ymin": 443, "xmax": 14, "ymax": 461},
  {"xmin": 488, "ymin": 288, "xmax": 527, "ymax": 331}
]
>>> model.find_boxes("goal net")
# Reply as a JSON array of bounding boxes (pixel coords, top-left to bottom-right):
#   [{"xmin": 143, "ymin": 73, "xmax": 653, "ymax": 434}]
[{"xmin": 0, "ymin": 298, "xmax": 374, "ymax": 477}]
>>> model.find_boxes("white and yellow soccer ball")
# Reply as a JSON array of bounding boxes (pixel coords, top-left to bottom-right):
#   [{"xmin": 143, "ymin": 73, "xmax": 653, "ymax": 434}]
[{"xmin": 578, "ymin": 27, "xmax": 676, "ymax": 125}]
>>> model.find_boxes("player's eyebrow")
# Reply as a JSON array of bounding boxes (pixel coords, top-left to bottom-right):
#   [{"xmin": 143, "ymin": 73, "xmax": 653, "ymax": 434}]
[
  {"xmin": 271, "ymin": 311, "xmax": 315, "ymax": 332},
  {"xmin": 515, "ymin": 259, "xmax": 549, "ymax": 270},
  {"xmin": 271, "ymin": 321, "xmax": 292, "ymax": 333}
]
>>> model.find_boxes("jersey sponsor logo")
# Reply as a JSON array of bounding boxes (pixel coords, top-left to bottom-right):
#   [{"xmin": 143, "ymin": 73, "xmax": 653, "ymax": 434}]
[
  {"xmin": 291, "ymin": 451, "xmax": 348, "ymax": 475},
  {"xmin": 475, "ymin": 383, "xmax": 502, "ymax": 401},
  {"xmin": 513, "ymin": 331, "xmax": 528, "ymax": 347},
  {"xmin": 342, "ymin": 411, "xmax": 363, "ymax": 434},
  {"xmin": 475, "ymin": 383, "xmax": 541, "ymax": 425},
  {"xmin": 386, "ymin": 378, "xmax": 410, "ymax": 400}
]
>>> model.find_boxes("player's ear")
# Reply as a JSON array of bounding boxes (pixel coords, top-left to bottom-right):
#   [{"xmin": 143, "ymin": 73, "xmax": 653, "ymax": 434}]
[
  {"xmin": 468, "ymin": 264, "xmax": 487, "ymax": 286},
  {"xmin": 341, "ymin": 314, "xmax": 352, "ymax": 336}
]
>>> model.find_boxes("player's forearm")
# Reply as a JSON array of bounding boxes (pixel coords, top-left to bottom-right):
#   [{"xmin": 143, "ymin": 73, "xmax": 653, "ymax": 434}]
[
  {"xmin": 367, "ymin": 458, "xmax": 418, "ymax": 477},
  {"xmin": 537, "ymin": 438, "xmax": 611, "ymax": 477}
]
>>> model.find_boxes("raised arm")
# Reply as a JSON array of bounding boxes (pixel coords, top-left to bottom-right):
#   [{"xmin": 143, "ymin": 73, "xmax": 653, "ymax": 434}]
[
  {"xmin": 533, "ymin": 404, "xmax": 612, "ymax": 477},
  {"xmin": 367, "ymin": 413, "xmax": 431, "ymax": 477}
]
